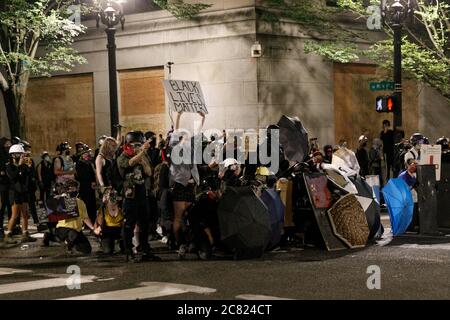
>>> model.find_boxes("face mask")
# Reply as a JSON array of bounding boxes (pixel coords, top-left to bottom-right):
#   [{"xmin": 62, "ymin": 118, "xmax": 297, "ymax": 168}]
[
  {"xmin": 362, "ymin": 142, "xmax": 367, "ymax": 148},
  {"xmin": 123, "ymin": 145, "xmax": 135, "ymax": 157},
  {"xmin": 65, "ymin": 150, "xmax": 71, "ymax": 156}
]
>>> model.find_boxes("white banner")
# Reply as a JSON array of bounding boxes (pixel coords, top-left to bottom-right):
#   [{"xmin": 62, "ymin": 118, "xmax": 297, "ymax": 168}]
[
  {"xmin": 419, "ymin": 144, "xmax": 442, "ymax": 181},
  {"xmin": 163, "ymin": 80, "xmax": 208, "ymax": 114}
]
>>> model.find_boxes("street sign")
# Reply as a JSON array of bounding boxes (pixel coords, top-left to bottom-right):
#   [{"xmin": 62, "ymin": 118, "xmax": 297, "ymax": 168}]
[{"xmin": 369, "ymin": 81, "xmax": 395, "ymax": 91}]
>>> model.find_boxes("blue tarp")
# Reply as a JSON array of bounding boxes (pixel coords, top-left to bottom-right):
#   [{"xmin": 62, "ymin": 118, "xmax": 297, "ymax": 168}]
[{"xmin": 382, "ymin": 178, "xmax": 414, "ymax": 236}]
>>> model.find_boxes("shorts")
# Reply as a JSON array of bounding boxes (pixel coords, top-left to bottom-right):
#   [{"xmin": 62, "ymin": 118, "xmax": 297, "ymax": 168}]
[
  {"xmin": 9, "ymin": 190, "xmax": 28, "ymax": 205},
  {"xmin": 171, "ymin": 182, "xmax": 195, "ymax": 203}
]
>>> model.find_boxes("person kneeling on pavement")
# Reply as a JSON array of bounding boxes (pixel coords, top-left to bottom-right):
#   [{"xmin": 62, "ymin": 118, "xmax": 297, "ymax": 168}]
[
  {"xmin": 94, "ymin": 188, "xmax": 125, "ymax": 255},
  {"xmin": 53, "ymin": 179, "xmax": 95, "ymax": 254}
]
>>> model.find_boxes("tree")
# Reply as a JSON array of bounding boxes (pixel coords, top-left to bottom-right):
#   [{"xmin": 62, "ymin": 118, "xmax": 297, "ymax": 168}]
[
  {"xmin": 0, "ymin": 0, "xmax": 87, "ymax": 138},
  {"xmin": 0, "ymin": 0, "xmax": 210, "ymax": 138},
  {"xmin": 260, "ymin": 0, "xmax": 450, "ymax": 101}
]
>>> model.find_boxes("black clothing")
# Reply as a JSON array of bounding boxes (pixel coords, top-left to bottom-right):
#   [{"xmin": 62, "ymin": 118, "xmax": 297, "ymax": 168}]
[
  {"xmin": 356, "ymin": 147, "xmax": 369, "ymax": 177},
  {"xmin": 100, "ymin": 226, "xmax": 124, "ymax": 254},
  {"xmin": 6, "ymin": 163, "xmax": 31, "ymax": 205},
  {"xmin": 55, "ymin": 227, "xmax": 92, "ymax": 254},
  {"xmin": 75, "ymin": 159, "xmax": 97, "ymax": 222},
  {"xmin": 117, "ymin": 152, "xmax": 152, "ymax": 253},
  {"xmin": 147, "ymin": 148, "xmax": 161, "ymax": 168},
  {"xmin": 380, "ymin": 129, "xmax": 394, "ymax": 179}
]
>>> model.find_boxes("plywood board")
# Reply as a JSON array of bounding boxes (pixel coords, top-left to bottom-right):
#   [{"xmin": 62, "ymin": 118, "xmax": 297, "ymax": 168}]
[
  {"xmin": 119, "ymin": 67, "xmax": 166, "ymax": 136},
  {"xmin": 23, "ymin": 74, "xmax": 95, "ymax": 156},
  {"xmin": 333, "ymin": 63, "xmax": 419, "ymax": 150}
]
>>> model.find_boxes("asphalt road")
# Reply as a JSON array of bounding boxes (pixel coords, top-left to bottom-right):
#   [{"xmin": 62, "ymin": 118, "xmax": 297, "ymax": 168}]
[{"xmin": 1, "ymin": 217, "xmax": 450, "ymax": 300}]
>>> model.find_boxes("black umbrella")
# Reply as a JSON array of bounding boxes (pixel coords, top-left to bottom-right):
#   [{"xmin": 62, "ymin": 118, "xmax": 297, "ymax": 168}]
[
  {"xmin": 218, "ymin": 186, "xmax": 272, "ymax": 259},
  {"xmin": 349, "ymin": 176, "xmax": 382, "ymax": 240},
  {"xmin": 277, "ymin": 115, "xmax": 309, "ymax": 163},
  {"xmin": 260, "ymin": 188, "xmax": 285, "ymax": 249}
]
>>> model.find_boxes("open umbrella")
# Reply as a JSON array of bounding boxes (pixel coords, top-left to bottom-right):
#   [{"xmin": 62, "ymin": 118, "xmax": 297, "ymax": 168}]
[
  {"xmin": 218, "ymin": 186, "xmax": 272, "ymax": 259},
  {"xmin": 322, "ymin": 164, "xmax": 358, "ymax": 194},
  {"xmin": 332, "ymin": 148, "xmax": 360, "ymax": 177},
  {"xmin": 277, "ymin": 115, "xmax": 309, "ymax": 163},
  {"xmin": 382, "ymin": 178, "xmax": 414, "ymax": 236},
  {"xmin": 349, "ymin": 176, "xmax": 382, "ymax": 240},
  {"xmin": 260, "ymin": 188, "xmax": 285, "ymax": 249},
  {"xmin": 327, "ymin": 194, "xmax": 369, "ymax": 248}
]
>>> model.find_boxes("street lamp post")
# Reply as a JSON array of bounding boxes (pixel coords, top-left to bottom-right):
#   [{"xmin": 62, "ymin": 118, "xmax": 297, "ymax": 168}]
[
  {"xmin": 383, "ymin": 0, "xmax": 407, "ymax": 129},
  {"xmin": 96, "ymin": 1, "xmax": 125, "ymax": 138}
]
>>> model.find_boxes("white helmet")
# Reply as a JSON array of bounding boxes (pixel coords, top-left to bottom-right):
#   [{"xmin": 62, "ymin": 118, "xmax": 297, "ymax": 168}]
[{"xmin": 9, "ymin": 144, "xmax": 25, "ymax": 154}]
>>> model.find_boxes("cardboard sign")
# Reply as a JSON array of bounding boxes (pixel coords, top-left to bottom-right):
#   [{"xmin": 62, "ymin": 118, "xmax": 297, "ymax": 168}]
[
  {"xmin": 303, "ymin": 173, "xmax": 346, "ymax": 251},
  {"xmin": 45, "ymin": 194, "xmax": 80, "ymax": 222},
  {"xmin": 163, "ymin": 80, "xmax": 208, "ymax": 114},
  {"xmin": 419, "ymin": 144, "xmax": 442, "ymax": 181}
]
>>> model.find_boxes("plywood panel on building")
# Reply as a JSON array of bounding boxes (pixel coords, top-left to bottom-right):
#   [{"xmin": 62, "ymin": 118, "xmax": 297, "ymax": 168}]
[
  {"xmin": 333, "ymin": 63, "xmax": 419, "ymax": 150},
  {"xmin": 119, "ymin": 67, "xmax": 166, "ymax": 135},
  {"xmin": 23, "ymin": 74, "xmax": 96, "ymax": 156}
]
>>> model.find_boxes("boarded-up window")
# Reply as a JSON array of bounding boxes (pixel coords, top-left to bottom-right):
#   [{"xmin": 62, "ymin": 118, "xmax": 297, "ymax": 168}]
[
  {"xmin": 119, "ymin": 67, "xmax": 166, "ymax": 135},
  {"xmin": 24, "ymin": 74, "xmax": 95, "ymax": 156},
  {"xmin": 334, "ymin": 63, "xmax": 419, "ymax": 150}
]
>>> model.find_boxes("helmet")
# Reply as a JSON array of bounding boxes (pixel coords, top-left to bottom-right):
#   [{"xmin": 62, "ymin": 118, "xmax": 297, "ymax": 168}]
[
  {"xmin": 41, "ymin": 151, "xmax": 49, "ymax": 159},
  {"xmin": 75, "ymin": 142, "xmax": 85, "ymax": 152},
  {"xmin": 56, "ymin": 142, "xmax": 71, "ymax": 153},
  {"xmin": 255, "ymin": 166, "xmax": 275, "ymax": 176},
  {"xmin": 80, "ymin": 144, "xmax": 92, "ymax": 154},
  {"xmin": 144, "ymin": 131, "xmax": 156, "ymax": 141},
  {"xmin": 21, "ymin": 140, "xmax": 31, "ymax": 149},
  {"xmin": 410, "ymin": 133, "xmax": 425, "ymax": 146},
  {"xmin": 125, "ymin": 131, "xmax": 145, "ymax": 144},
  {"xmin": 11, "ymin": 136, "xmax": 22, "ymax": 145},
  {"xmin": 358, "ymin": 135, "xmax": 368, "ymax": 143},
  {"xmin": 436, "ymin": 137, "xmax": 449, "ymax": 150},
  {"xmin": 98, "ymin": 135, "xmax": 108, "ymax": 144},
  {"xmin": 9, "ymin": 144, "xmax": 25, "ymax": 154}
]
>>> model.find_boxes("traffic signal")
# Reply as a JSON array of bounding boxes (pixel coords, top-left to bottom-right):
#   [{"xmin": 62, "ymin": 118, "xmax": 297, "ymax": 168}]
[{"xmin": 376, "ymin": 95, "xmax": 396, "ymax": 113}]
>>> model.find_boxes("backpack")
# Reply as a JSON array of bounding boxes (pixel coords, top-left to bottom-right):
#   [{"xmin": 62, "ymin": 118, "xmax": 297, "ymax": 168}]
[
  {"xmin": 106, "ymin": 159, "xmax": 124, "ymax": 194},
  {"xmin": 152, "ymin": 162, "xmax": 166, "ymax": 198}
]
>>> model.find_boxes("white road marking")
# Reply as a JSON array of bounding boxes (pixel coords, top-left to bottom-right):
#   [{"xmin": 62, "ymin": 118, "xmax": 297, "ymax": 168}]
[
  {"xmin": 398, "ymin": 243, "xmax": 450, "ymax": 250},
  {"xmin": 236, "ymin": 294, "xmax": 293, "ymax": 300},
  {"xmin": 60, "ymin": 282, "xmax": 216, "ymax": 300},
  {"xmin": 0, "ymin": 268, "xmax": 32, "ymax": 276},
  {"xmin": 0, "ymin": 275, "xmax": 97, "ymax": 295}
]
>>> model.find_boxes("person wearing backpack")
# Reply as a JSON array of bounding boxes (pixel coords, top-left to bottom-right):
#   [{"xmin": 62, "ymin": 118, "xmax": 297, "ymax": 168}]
[
  {"xmin": 117, "ymin": 131, "xmax": 161, "ymax": 262},
  {"xmin": 53, "ymin": 142, "xmax": 75, "ymax": 184}
]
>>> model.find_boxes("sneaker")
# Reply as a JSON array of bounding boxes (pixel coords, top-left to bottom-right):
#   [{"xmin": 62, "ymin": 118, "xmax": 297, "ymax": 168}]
[
  {"xmin": 178, "ymin": 244, "xmax": 187, "ymax": 259},
  {"xmin": 37, "ymin": 223, "xmax": 48, "ymax": 233},
  {"xmin": 160, "ymin": 236, "xmax": 169, "ymax": 244},
  {"xmin": 141, "ymin": 252, "xmax": 162, "ymax": 262},
  {"xmin": 43, "ymin": 232, "xmax": 50, "ymax": 247},
  {"xmin": 3, "ymin": 233, "xmax": 17, "ymax": 245},
  {"xmin": 21, "ymin": 232, "xmax": 37, "ymax": 243}
]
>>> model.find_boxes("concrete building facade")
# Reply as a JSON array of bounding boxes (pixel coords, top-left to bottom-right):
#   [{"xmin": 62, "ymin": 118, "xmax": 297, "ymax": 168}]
[{"xmin": 0, "ymin": 0, "xmax": 448, "ymax": 153}]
